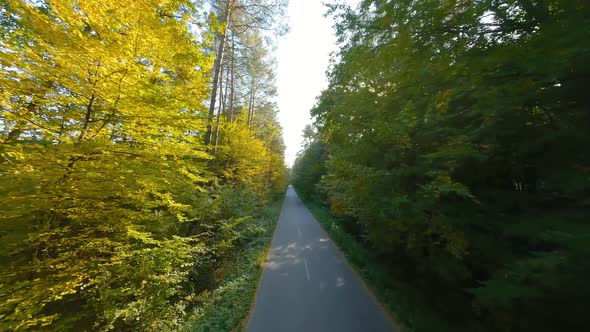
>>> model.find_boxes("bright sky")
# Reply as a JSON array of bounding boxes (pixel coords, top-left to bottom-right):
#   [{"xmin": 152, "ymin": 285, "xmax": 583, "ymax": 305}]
[{"xmin": 276, "ymin": 0, "xmax": 357, "ymax": 167}]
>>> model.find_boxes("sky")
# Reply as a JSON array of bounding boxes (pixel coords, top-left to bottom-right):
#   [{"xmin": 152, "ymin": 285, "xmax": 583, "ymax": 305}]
[{"xmin": 276, "ymin": 1, "xmax": 354, "ymax": 167}]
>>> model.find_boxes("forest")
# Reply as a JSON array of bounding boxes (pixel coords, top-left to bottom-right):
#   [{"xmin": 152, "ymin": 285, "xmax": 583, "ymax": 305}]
[
  {"xmin": 0, "ymin": 0, "xmax": 288, "ymax": 330},
  {"xmin": 293, "ymin": 0, "xmax": 590, "ymax": 331}
]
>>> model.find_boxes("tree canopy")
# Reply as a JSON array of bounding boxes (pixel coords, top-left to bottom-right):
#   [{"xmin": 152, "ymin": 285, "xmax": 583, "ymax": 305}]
[
  {"xmin": 293, "ymin": 1, "xmax": 590, "ymax": 331},
  {"xmin": 0, "ymin": 0, "xmax": 287, "ymax": 330}
]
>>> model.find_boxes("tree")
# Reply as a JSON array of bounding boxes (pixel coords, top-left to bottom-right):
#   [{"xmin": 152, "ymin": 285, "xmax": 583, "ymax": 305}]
[
  {"xmin": 204, "ymin": 0, "xmax": 287, "ymax": 145},
  {"xmin": 0, "ymin": 0, "xmax": 214, "ymax": 329},
  {"xmin": 295, "ymin": 1, "xmax": 590, "ymax": 331}
]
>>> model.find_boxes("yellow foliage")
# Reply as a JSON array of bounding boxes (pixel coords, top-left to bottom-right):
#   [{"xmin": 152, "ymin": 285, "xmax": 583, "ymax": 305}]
[
  {"xmin": 0, "ymin": 0, "xmax": 216, "ymax": 329},
  {"xmin": 214, "ymin": 121, "xmax": 287, "ymax": 198},
  {"xmin": 0, "ymin": 0, "xmax": 287, "ymax": 329}
]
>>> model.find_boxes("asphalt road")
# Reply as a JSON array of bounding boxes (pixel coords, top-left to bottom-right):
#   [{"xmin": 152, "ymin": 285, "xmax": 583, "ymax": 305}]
[{"xmin": 245, "ymin": 186, "xmax": 395, "ymax": 332}]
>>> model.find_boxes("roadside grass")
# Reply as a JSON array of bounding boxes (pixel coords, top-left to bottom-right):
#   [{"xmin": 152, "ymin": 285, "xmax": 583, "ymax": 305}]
[
  {"xmin": 294, "ymin": 190, "xmax": 462, "ymax": 332},
  {"xmin": 182, "ymin": 195, "xmax": 284, "ymax": 332}
]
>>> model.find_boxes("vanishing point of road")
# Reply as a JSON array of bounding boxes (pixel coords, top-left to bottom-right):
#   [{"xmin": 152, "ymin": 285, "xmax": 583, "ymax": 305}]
[{"xmin": 246, "ymin": 186, "xmax": 395, "ymax": 332}]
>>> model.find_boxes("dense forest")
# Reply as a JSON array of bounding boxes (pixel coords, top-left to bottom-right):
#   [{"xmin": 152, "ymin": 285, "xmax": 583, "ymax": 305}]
[
  {"xmin": 293, "ymin": 0, "xmax": 590, "ymax": 331},
  {"xmin": 0, "ymin": 0, "xmax": 288, "ymax": 330}
]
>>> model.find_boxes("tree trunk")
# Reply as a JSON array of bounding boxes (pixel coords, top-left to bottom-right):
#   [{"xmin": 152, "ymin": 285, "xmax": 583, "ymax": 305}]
[
  {"xmin": 247, "ymin": 79, "xmax": 255, "ymax": 128},
  {"xmin": 222, "ymin": 68, "xmax": 230, "ymax": 116},
  {"xmin": 205, "ymin": 0, "xmax": 232, "ymax": 145},
  {"xmin": 213, "ymin": 63, "xmax": 224, "ymax": 154},
  {"xmin": 229, "ymin": 34, "xmax": 236, "ymax": 122},
  {"xmin": 222, "ymin": 35, "xmax": 231, "ymax": 116}
]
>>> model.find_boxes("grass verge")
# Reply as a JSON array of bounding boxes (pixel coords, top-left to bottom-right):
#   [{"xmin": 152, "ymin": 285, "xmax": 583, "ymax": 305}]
[
  {"xmin": 182, "ymin": 195, "xmax": 284, "ymax": 332},
  {"xmin": 294, "ymin": 190, "xmax": 461, "ymax": 332}
]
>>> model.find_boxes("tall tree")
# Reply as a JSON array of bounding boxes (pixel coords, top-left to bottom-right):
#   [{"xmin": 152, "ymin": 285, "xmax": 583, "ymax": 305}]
[
  {"xmin": 204, "ymin": 0, "xmax": 287, "ymax": 144},
  {"xmin": 205, "ymin": 0, "xmax": 234, "ymax": 145},
  {"xmin": 0, "ymin": 0, "xmax": 214, "ymax": 329}
]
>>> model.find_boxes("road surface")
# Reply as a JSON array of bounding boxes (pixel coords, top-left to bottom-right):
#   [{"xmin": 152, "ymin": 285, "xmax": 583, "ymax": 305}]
[{"xmin": 245, "ymin": 186, "xmax": 395, "ymax": 332}]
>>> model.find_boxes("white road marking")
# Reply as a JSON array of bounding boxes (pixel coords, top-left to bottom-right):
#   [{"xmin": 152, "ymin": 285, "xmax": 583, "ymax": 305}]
[
  {"xmin": 303, "ymin": 257, "xmax": 311, "ymax": 281},
  {"xmin": 298, "ymin": 226, "xmax": 301, "ymax": 239}
]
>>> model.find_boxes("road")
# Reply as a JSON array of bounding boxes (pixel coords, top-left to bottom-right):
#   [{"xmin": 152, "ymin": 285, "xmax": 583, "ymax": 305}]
[{"xmin": 245, "ymin": 186, "xmax": 395, "ymax": 332}]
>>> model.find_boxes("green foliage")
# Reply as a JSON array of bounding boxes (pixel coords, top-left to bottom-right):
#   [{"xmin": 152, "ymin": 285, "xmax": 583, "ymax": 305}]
[
  {"xmin": 293, "ymin": 0, "xmax": 590, "ymax": 331},
  {"xmin": 291, "ymin": 138, "xmax": 328, "ymax": 201},
  {"xmin": 295, "ymin": 191, "xmax": 467, "ymax": 332},
  {"xmin": 183, "ymin": 197, "xmax": 283, "ymax": 332}
]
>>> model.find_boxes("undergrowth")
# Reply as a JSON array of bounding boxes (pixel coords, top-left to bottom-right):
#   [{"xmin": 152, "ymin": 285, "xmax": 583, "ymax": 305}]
[{"xmin": 183, "ymin": 195, "xmax": 284, "ymax": 332}]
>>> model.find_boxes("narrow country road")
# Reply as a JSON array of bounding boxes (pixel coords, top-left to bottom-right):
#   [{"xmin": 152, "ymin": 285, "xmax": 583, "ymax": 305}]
[{"xmin": 246, "ymin": 187, "xmax": 395, "ymax": 332}]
